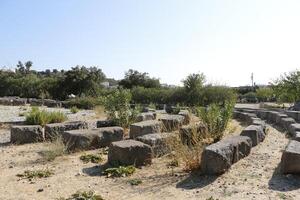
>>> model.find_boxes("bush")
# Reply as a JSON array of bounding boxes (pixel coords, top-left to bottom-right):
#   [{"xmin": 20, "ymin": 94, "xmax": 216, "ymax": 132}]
[
  {"xmin": 197, "ymin": 101, "xmax": 234, "ymax": 141},
  {"xmin": 104, "ymin": 89, "xmax": 138, "ymax": 128},
  {"xmin": 25, "ymin": 107, "xmax": 67, "ymax": 126},
  {"xmin": 103, "ymin": 166, "xmax": 136, "ymax": 177}
]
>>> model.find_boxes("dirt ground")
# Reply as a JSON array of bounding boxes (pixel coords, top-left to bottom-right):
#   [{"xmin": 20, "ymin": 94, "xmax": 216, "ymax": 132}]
[{"xmin": 0, "ymin": 122, "xmax": 299, "ymax": 200}]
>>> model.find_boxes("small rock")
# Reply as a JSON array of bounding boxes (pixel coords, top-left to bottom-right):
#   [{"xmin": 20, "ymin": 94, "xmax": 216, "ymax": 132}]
[{"xmin": 37, "ymin": 188, "xmax": 44, "ymax": 192}]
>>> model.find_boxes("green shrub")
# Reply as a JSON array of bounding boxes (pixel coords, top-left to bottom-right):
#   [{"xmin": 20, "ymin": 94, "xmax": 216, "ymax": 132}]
[
  {"xmin": 58, "ymin": 190, "xmax": 104, "ymax": 200},
  {"xmin": 104, "ymin": 89, "xmax": 138, "ymax": 128},
  {"xmin": 17, "ymin": 169, "xmax": 54, "ymax": 179},
  {"xmin": 25, "ymin": 107, "xmax": 67, "ymax": 126},
  {"xmin": 103, "ymin": 166, "xmax": 136, "ymax": 177},
  {"xmin": 80, "ymin": 153, "xmax": 102, "ymax": 163},
  {"xmin": 70, "ymin": 106, "xmax": 79, "ymax": 114},
  {"xmin": 197, "ymin": 101, "xmax": 234, "ymax": 141}
]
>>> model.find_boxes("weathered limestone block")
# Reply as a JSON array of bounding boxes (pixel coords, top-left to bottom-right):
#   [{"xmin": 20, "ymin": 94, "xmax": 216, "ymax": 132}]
[
  {"xmin": 96, "ymin": 119, "xmax": 116, "ymax": 128},
  {"xmin": 240, "ymin": 125, "xmax": 265, "ymax": 146},
  {"xmin": 43, "ymin": 99, "xmax": 61, "ymax": 107},
  {"xmin": 281, "ymin": 140, "xmax": 300, "ymax": 174},
  {"xmin": 267, "ymin": 111, "xmax": 280, "ymax": 124},
  {"xmin": 45, "ymin": 121, "xmax": 88, "ymax": 141},
  {"xmin": 256, "ymin": 110, "xmax": 269, "ymax": 120},
  {"xmin": 275, "ymin": 113, "xmax": 289, "ymax": 124},
  {"xmin": 27, "ymin": 98, "xmax": 43, "ymax": 106},
  {"xmin": 11, "ymin": 125, "xmax": 43, "ymax": 144},
  {"xmin": 293, "ymin": 132, "xmax": 300, "ymax": 142},
  {"xmin": 129, "ymin": 120, "xmax": 162, "ymax": 139},
  {"xmin": 252, "ymin": 119, "xmax": 266, "ymax": 132},
  {"xmin": 179, "ymin": 123, "xmax": 207, "ymax": 146},
  {"xmin": 285, "ymin": 111, "xmax": 300, "ymax": 122},
  {"xmin": 201, "ymin": 136, "xmax": 252, "ymax": 174},
  {"xmin": 136, "ymin": 112, "xmax": 156, "ymax": 122},
  {"xmin": 63, "ymin": 127, "xmax": 124, "ymax": 151},
  {"xmin": 279, "ymin": 117, "xmax": 296, "ymax": 131},
  {"xmin": 159, "ymin": 114, "xmax": 185, "ymax": 132},
  {"xmin": 136, "ymin": 132, "xmax": 175, "ymax": 157},
  {"xmin": 288, "ymin": 123, "xmax": 300, "ymax": 137},
  {"xmin": 108, "ymin": 140, "xmax": 152, "ymax": 167}
]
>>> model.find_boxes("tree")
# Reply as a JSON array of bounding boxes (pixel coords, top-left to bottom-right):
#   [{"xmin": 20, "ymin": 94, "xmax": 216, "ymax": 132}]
[
  {"xmin": 61, "ymin": 66, "xmax": 106, "ymax": 98},
  {"xmin": 256, "ymin": 87, "xmax": 274, "ymax": 102},
  {"xmin": 273, "ymin": 70, "xmax": 300, "ymax": 103},
  {"xmin": 119, "ymin": 69, "xmax": 160, "ymax": 89},
  {"xmin": 16, "ymin": 61, "xmax": 32, "ymax": 75},
  {"xmin": 183, "ymin": 73, "xmax": 205, "ymax": 91},
  {"xmin": 182, "ymin": 73, "xmax": 206, "ymax": 106}
]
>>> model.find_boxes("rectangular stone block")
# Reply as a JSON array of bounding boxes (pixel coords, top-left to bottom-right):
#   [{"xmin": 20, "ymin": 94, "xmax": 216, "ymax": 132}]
[
  {"xmin": 45, "ymin": 121, "xmax": 88, "ymax": 141},
  {"xmin": 129, "ymin": 120, "xmax": 162, "ymax": 139},
  {"xmin": 159, "ymin": 114, "xmax": 185, "ymax": 132},
  {"xmin": 108, "ymin": 140, "xmax": 153, "ymax": 167},
  {"xmin": 288, "ymin": 123, "xmax": 300, "ymax": 137},
  {"xmin": 279, "ymin": 117, "xmax": 296, "ymax": 131},
  {"xmin": 11, "ymin": 125, "xmax": 43, "ymax": 144},
  {"xmin": 63, "ymin": 126, "xmax": 124, "ymax": 151},
  {"xmin": 136, "ymin": 112, "xmax": 155, "ymax": 122},
  {"xmin": 281, "ymin": 140, "xmax": 300, "ymax": 174},
  {"xmin": 240, "ymin": 125, "xmax": 265, "ymax": 146},
  {"xmin": 201, "ymin": 136, "xmax": 252, "ymax": 174}
]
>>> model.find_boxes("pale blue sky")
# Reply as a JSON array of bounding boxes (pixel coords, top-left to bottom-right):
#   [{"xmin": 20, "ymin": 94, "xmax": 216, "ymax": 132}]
[{"xmin": 1, "ymin": 0, "xmax": 300, "ymax": 86}]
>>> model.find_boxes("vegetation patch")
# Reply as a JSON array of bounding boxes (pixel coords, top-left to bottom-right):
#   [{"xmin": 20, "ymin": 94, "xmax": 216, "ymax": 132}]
[
  {"xmin": 103, "ymin": 166, "xmax": 136, "ymax": 177},
  {"xmin": 25, "ymin": 107, "xmax": 67, "ymax": 126},
  {"xmin": 17, "ymin": 169, "xmax": 54, "ymax": 180},
  {"xmin": 57, "ymin": 190, "xmax": 104, "ymax": 200},
  {"xmin": 70, "ymin": 106, "xmax": 79, "ymax": 114},
  {"xmin": 39, "ymin": 137, "xmax": 66, "ymax": 162},
  {"xmin": 128, "ymin": 178, "xmax": 142, "ymax": 186},
  {"xmin": 80, "ymin": 153, "xmax": 102, "ymax": 164}
]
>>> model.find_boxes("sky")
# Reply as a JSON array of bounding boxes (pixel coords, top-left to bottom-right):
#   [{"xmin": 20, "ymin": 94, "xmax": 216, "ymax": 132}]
[{"xmin": 1, "ymin": 0, "xmax": 300, "ymax": 86}]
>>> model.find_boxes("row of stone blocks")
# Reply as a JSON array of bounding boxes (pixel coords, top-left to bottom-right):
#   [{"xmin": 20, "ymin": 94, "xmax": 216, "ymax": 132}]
[
  {"xmin": 236, "ymin": 108, "xmax": 300, "ymax": 174},
  {"xmin": 0, "ymin": 97, "xmax": 62, "ymax": 107},
  {"xmin": 11, "ymin": 120, "xmax": 119, "ymax": 145},
  {"xmin": 107, "ymin": 112, "xmax": 191, "ymax": 167},
  {"xmin": 201, "ymin": 111, "xmax": 267, "ymax": 174}
]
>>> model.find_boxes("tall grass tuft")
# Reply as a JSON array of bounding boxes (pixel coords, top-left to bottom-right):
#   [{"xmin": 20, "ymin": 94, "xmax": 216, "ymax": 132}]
[{"xmin": 25, "ymin": 107, "xmax": 67, "ymax": 126}]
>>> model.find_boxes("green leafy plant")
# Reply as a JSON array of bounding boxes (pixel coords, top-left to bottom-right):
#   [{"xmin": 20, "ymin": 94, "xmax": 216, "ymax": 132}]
[
  {"xmin": 80, "ymin": 153, "xmax": 102, "ymax": 164},
  {"xmin": 25, "ymin": 107, "xmax": 67, "ymax": 126},
  {"xmin": 104, "ymin": 89, "xmax": 138, "ymax": 128},
  {"xmin": 58, "ymin": 190, "xmax": 104, "ymax": 200},
  {"xmin": 197, "ymin": 101, "xmax": 234, "ymax": 141},
  {"xmin": 128, "ymin": 178, "xmax": 142, "ymax": 186},
  {"xmin": 103, "ymin": 166, "xmax": 136, "ymax": 177},
  {"xmin": 17, "ymin": 169, "xmax": 54, "ymax": 179}
]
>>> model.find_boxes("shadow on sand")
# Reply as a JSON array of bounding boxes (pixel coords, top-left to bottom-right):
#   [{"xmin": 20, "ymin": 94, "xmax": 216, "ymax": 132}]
[
  {"xmin": 176, "ymin": 171, "xmax": 218, "ymax": 190},
  {"xmin": 82, "ymin": 163, "xmax": 110, "ymax": 176},
  {"xmin": 268, "ymin": 161, "xmax": 300, "ymax": 192}
]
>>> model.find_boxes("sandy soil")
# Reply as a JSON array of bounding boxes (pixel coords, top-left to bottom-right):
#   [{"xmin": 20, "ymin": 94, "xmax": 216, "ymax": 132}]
[{"xmin": 0, "ymin": 123, "xmax": 299, "ymax": 200}]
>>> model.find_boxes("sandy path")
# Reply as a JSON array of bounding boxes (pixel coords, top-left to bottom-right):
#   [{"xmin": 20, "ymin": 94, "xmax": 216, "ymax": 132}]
[{"xmin": 0, "ymin": 125, "xmax": 299, "ymax": 200}]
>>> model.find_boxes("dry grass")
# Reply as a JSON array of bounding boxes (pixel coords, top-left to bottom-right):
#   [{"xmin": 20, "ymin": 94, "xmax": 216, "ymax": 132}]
[
  {"xmin": 166, "ymin": 129, "xmax": 206, "ymax": 172},
  {"xmin": 93, "ymin": 106, "xmax": 106, "ymax": 119},
  {"xmin": 39, "ymin": 137, "xmax": 66, "ymax": 162}
]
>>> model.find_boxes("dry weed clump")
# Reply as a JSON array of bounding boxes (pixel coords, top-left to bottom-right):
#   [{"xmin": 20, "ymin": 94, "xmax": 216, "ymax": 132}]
[
  {"xmin": 166, "ymin": 129, "xmax": 206, "ymax": 172},
  {"xmin": 40, "ymin": 137, "xmax": 66, "ymax": 162},
  {"xmin": 57, "ymin": 190, "xmax": 104, "ymax": 200}
]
